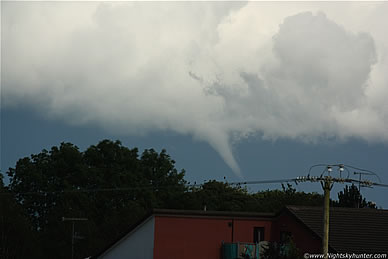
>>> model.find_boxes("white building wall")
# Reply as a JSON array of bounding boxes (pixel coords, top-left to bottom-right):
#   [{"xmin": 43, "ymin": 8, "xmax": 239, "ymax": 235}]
[{"xmin": 99, "ymin": 216, "xmax": 154, "ymax": 259}]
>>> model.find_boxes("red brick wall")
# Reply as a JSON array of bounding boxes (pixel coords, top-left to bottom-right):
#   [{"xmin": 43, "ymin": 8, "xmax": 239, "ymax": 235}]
[
  {"xmin": 271, "ymin": 212, "xmax": 321, "ymax": 254},
  {"xmin": 153, "ymin": 216, "xmax": 272, "ymax": 259}
]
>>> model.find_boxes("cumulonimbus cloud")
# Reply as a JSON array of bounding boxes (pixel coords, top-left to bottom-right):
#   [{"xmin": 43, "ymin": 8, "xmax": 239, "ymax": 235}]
[{"xmin": 2, "ymin": 2, "xmax": 388, "ymax": 177}]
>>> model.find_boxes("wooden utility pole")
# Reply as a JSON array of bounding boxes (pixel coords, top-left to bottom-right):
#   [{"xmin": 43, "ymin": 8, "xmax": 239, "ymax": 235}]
[
  {"xmin": 321, "ymin": 176, "xmax": 333, "ymax": 259},
  {"xmin": 296, "ymin": 164, "xmax": 379, "ymax": 259}
]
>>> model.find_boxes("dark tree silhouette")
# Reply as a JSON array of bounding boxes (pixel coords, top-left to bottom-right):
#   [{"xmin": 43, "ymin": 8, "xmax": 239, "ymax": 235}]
[{"xmin": 337, "ymin": 184, "xmax": 376, "ymax": 208}]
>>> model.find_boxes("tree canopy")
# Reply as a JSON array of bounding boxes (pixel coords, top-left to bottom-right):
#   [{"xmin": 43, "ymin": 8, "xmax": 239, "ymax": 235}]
[
  {"xmin": 337, "ymin": 184, "xmax": 377, "ymax": 208},
  {"xmin": 4, "ymin": 140, "xmax": 187, "ymax": 259}
]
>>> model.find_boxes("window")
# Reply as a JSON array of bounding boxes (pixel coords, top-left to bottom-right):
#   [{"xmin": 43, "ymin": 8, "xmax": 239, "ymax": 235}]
[{"xmin": 253, "ymin": 227, "xmax": 265, "ymax": 243}]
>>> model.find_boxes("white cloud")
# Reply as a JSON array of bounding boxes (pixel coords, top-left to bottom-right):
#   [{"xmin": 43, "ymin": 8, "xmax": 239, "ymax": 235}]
[{"xmin": 2, "ymin": 2, "xmax": 388, "ymax": 177}]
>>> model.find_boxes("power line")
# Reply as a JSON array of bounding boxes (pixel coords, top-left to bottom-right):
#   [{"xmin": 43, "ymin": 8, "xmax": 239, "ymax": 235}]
[
  {"xmin": 0, "ymin": 178, "xmax": 295, "ymax": 196},
  {"xmin": 300, "ymin": 164, "xmax": 385, "ymax": 259},
  {"xmin": 1, "ymin": 176, "xmax": 387, "ymax": 196},
  {"xmin": 345, "ymin": 164, "xmax": 382, "ymax": 182}
]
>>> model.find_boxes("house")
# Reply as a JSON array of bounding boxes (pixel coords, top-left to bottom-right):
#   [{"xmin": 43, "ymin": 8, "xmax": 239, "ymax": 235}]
[
  {"xmin": 279, "ymin": 206, "xmax": 388, "ymax": 254},
  {"xmin": 95, "ymin": 206, "xmax": 388, "ymax": 259},
  {"xmin": 96, "ymin": 209, "xmax": 275, "ymax": 259}
]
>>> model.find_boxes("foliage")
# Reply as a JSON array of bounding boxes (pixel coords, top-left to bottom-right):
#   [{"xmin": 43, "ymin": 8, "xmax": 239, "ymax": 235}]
[
  {"xmin": 262, "ymin": 237, "xmax": 304, "ymax": 259},
  {"xmin": 184, "ymin": 180, "xmax": 251, "ymax": 211},
  {"xmin": 0, "ymin": 174, "xmax": 39, "ymax": 259},
  {"xmin": 5, "ymin": 140, "xmax": 186, "ymax": 259},
  {"xmin": 248, "ymin": 184, "xmax": 323, "ymax": 212},
  {"xmin": 336, "ymin": 184, "xmax": 376, "ymax": 208},
  {"xmin": 182, "ymin": 182, "xmax": 323, "ymax": 213}
]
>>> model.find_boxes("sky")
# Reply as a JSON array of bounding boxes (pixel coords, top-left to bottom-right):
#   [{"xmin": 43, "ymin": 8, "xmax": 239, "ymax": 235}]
[{"xmin": 1, "ymin": 1, "xmax": 388, "ymax": 207}]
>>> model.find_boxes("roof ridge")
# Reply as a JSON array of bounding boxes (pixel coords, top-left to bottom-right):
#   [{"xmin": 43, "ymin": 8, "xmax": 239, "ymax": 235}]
[{"xmin": 286, "ymin": 205, "xmax": 388, "ymax": 212}]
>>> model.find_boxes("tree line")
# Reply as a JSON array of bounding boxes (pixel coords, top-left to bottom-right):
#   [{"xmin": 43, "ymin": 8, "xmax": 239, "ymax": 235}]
[{"xmin": 0, "ymin": 139, "xmax": 376, "ymax": 259}]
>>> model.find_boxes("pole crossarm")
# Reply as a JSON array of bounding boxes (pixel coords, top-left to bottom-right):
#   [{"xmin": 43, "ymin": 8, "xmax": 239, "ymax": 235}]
[
  {"xmin": 295, "ymin": 176, "xmax": 377, "ymax": 187},
  {"xmin": 62, "ymin": 217, "xmax": 88, "ymax": 222}
]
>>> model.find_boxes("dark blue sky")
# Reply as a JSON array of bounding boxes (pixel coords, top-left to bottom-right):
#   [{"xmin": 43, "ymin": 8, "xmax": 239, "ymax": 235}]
[
  {"xmin": 2, "ymin": 2, "xmax": 388, "ymax": 210},
  {"xmin": 2, "ymin": 107, "xmax": 387, "ymax": 208}
]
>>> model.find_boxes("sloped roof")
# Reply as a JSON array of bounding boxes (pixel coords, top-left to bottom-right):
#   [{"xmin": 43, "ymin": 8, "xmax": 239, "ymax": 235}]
[{"xmin": 285, "ymin": 206, "xmax": 388, "ymax": 253}]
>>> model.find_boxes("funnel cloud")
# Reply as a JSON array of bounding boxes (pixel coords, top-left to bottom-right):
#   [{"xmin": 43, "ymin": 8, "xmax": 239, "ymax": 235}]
[{"xmin": 2, "ymin": 2, "xmax": 388, "ymax": 177}]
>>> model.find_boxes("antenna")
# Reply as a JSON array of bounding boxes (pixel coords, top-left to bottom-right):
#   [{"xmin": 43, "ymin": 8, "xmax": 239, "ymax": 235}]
[
  {"xmin": 354, "ymin": 171, "xmax": 377, "ymax": 208},
  {"xmin": 62, "ymin": 217, "xmax": 88, "ymax": 259}
]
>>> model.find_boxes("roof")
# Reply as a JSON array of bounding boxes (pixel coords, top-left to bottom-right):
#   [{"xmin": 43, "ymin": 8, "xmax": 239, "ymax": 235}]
[
  {"xmin": 94, "ymin": 206, "xmax": 388, "ymax": 257},
  {"xmin": 153, "ymin": 208, "xmax": 276, "ymax": 219},
  {"xmin": 285, "ymin": 206, "xmax": 388, "ymax": 253}
]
